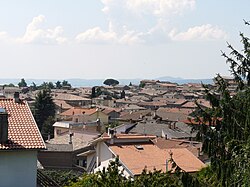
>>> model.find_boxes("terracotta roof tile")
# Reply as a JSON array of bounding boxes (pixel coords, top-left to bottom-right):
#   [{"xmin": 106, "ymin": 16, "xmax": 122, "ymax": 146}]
[
  {"xmin": 60, "ymin": 107, "xmax": 97, "ymax": 116},
  {"xmin": 54, "ymin": 93, "xmax": 91, "ymax": 101},
  {"xmin": 0, "ymin": 99, "xmax": 45, "ymax": 150},
  {"xmin": 109, "ymin": 143, "xmax": 205, "ymax": 175}
]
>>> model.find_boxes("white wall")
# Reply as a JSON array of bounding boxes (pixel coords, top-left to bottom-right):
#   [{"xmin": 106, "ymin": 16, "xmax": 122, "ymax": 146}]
[
  {"xmin": 99, "ymin": 142, "xmax": 113, "ymax": 164},
  {"xmin": 87, "ymin": 153, "xmax": 95, "ymax": 169},
  {"xmin": 0, "ymin": 150, "xmax": 37, "ymax": 187}
]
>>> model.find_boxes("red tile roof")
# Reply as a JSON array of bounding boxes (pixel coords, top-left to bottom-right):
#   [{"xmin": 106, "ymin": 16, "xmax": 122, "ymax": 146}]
[
  {"xmin": 0, "ymin": 99, "xmax": 45, "ymax": 150},
  {"xmin": 109, "ymin": 143, "xmax": 205, "ymax": 175},
  {"xmin": 60, "ymin": 107, "xmax": 97, "ymax": 116}
]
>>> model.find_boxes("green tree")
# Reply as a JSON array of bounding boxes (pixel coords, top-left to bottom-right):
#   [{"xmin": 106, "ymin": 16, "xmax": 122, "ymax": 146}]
[
  {"xmin": 103, "ymin": 78, "xmax": 119, "ymax": 86},
  {"xmin": 37, "ymin": 82, "xmax": 55, "ymax": 90},
  {"xmin": 42, "ymin": 116, "xmax": 55, "ymax": 139},
  {"xmin": 18, "ymin": 78, "xmax": 27, "ymax": 87},
  {"xmin": 41, "ymin": 169, "xmax": 80, "ymax": 186},
  {"xmin": 91, "ymin": 86, "xmax": 96, "ymax": 98},
  {"xmin": 30, "ymin": 82, "xmax": 37, "ymax": 91},
  {"xmin": 55, "ymin": 81, "xmax": 62, "ymax": 89},
  {"xmin": 62, "ymin": 80, "xmax": 72, "ymax": 88},
  {"xmin": 195, "ymin": 20, "xmax": 250, "ymax": 186},
  {"xmin": 139, "ymin": 82, "xmax": 145, "ymax": 88},
  {"xmin": 120, "ymin": 90, "xmax": 125, "ymax": 99},
  {"xmin": 48, "ymin": 82, "xmax": 55, "ymax": 89},
  {"xmin": 33, "ymin": 89, "xmax": 56, "ymax": 136},
  {"xmin": 4, "ymin": 83, "xmax": 15, "ymax": 87}
]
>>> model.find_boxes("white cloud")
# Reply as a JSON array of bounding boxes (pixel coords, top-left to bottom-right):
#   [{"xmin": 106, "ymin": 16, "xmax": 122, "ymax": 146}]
[
  {"xmin": 0, "ymin": 9, "xmax": 227, "ymax": 46},
  {"xmin": 101, "ymin": 0, "xmax": 195, "ymax": 17},
  {"xmin": 76, "ymin": 21, "xmax": 144, "ymax": 45},
  {"xmin": 16, "ymin": 15, "xmax": 67, "ymax": 44},
  {"xmin": 125, "ymin": 0, "xmax": 195, "ymax": 17},
  {"xmin": 0, "ymin": 32, "xmax": 10, "ymax": 42},
  {"xmin": 76, "ymin": 27, "xmax": 117, "ymax": 44},
  {"xmin": 169, "ymin": 24, "xmax": 227, "ymax": 41},
  {"xmin": 0, "ymin": 15, "xmax": 68, "ymax": 45},
  {"xmin": 97, "ymin": 0, "xmax": 200, "ymax": 44}
]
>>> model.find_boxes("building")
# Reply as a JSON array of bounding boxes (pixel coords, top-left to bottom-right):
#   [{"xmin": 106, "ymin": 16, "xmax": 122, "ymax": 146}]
[
  {"xmin": 0, "ymin": 97, "xmax": 45, "ymax": 187},
  {"xmin": 88, "ymin": 133, "xmax": 205, "ymax": 178},
  {"xmin": 53, "ymin": 93, "xmax": 92, "ymax": 107},
  {"xmin": 60, "ymin": 107, "xmax": 109, "ymax": 124}
]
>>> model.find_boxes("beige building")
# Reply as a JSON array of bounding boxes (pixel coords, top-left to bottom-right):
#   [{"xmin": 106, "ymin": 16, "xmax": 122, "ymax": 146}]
[{"xmin": 60, "ymin": 107, "xmax": 109, "ymax": 125}]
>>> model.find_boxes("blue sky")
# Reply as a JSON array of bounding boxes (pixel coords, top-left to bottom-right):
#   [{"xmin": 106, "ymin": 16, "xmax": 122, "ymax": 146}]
[{"xmin": 0, "ymin": 0, "xmax": 249, "ymax": 79}]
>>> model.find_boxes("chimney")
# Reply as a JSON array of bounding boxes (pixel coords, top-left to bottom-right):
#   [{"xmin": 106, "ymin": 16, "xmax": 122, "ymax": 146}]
[
  {"xmin": 96, "ymin": 118, "xmax": 101, "ymax": 132},
  {"xmin": 14, "ymin": 92, "xmax": 20, "ymax": 103},
  {"xmin": 108, "ymin": 128, "xmax": 115, "ymax": 145},
  {"xmin": 47, "ymin": 133, "xmax": 51, "ymax": 141},
  {"xmin": 166, "ymin": 159, "xmax": 168, "ymax": 172},
  {"xmin": 69, "ymin": 132, "xmax": 74, "ymax": 144},
  {"xmin": 0, "ymin": 108, "xmax": 8, "ymax": 143}
]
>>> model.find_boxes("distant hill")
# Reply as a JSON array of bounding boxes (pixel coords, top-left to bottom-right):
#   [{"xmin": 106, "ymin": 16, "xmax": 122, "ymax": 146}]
[
  {"xmin": 156, "ymin": 76, "xmax": 213, "ymax": 84},
  {"xmin": 0, "ymin": 77, "xmax": 213, "ymax": 88}
]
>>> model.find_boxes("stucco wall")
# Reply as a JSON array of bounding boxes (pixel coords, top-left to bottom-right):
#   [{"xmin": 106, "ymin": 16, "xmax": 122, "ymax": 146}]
[
  {"xmin": 91, "ymin": 112, "xmax": 109, "ymax": 124},
  {"xmin": 99, "ymin": 142, "xmax": 113, "ymax": 164},
  {"xmin": 0, "ymin": 150, "xmax": 37, "ymax": 187}
]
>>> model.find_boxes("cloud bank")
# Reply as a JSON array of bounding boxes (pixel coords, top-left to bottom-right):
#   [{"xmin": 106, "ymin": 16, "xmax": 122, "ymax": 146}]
[
  {"xmin": 0, "ymin": 1, "xmax": 227, "ymax": 45},
  {"xmin": 75, "ymin": 0, "xmax": 226, "ymax": 44},
  {"xmin": 0, "ymin": 15, "xmax": 67, "ymax": 45}
]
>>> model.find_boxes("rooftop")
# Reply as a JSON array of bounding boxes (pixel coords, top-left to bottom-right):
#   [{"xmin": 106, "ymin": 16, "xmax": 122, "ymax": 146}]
[
  {"xmin": 0, "ymin": 98, "xmax": 45, "ymax": 150},
  {"xmin": 47, "ymin": 131, "xmax": 99, "ymax": 150},
  {"xmin": 109, "ymin": 143, "xmax": 205, "ymax": 175},
  {"xmin": 60, "ymin": 107, "xmax": 98, "ymax": 116}
]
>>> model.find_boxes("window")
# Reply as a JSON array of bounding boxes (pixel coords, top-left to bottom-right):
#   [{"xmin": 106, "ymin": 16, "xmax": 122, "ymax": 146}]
[
  {"xmin": 56, "ymin": 129, "xmax": 61, "ymax": 135},
  {"xmin": 77, "ymin": 159, "xmax": 87, "ymax": 167}
]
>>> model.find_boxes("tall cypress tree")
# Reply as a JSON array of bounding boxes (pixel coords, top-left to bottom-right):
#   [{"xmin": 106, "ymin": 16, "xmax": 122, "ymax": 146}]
[
  {"xmin": 33, "ymin": 89, "xmax": 55, "ymax": 136},
  {"xmin": 196, "ymin": 20, "xmax": 250, "ymax": 186}
]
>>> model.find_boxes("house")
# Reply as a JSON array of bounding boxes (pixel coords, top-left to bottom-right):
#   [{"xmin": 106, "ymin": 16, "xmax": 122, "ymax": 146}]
[
  {"xmin": 92, "ymin": 96, "xmax": 116, "ymax": 107},
  {"xmin": 127, "ymin": 121, "xmax": 197, "ymax": 140},
  {"xmin": 53, "ymin": 93, "xmax": 92, "ymax": 107},
  {"xmin": 119, "ymin": 109, "xmax": 152, "ymax": 122},
  {"xmin": 38, "ymin": 120, "xmax": 101, "ymax": 171},
  {"xmin": 140, "ymin": 80, "xmax": 159, "ymax": 89},
  {"xmin": 60, "ymin": 107, "xmax": 109, "ymax": 124},
  {"xmin": 138, "ymin": 101, "xmax": 167, "ymax": 110},
  {"xmin": 2, "ymin": 86, "xmax": 22, "ymax": 98},
  {"xmin": 165, "ymin": 99, "xmax": 188, "ymax": 108},
  {"xmin": 156, "ymin": 109, "xmax": 190, "ymax": 122},
  {"xmin": 122, "ymin": 104, "xmax": 146, "ymax": 112},
  {"xmin": 89, "ymin": 133, "xmax": 205, "ymax": 178},
  {"xmin": 154, "ymin": 82, "xmax": 177, "ymax": 91},
  {"xmin": 0, "ymin": 97, "xmax": 45, "ymax": 187},
  {"xmin": 54, "ymin": 99, "xmax": 73, "ymax": 114},
  {"xmin": 115, "ymin": 98, "xmax": 139, "ymax": 107},
  {"xmin": 38, "ymin": 130, "xmax": 99, "ymax": 171},
  {"xmin": 101, "ymin": 108, "xmax": 120, "ymax": 122}
]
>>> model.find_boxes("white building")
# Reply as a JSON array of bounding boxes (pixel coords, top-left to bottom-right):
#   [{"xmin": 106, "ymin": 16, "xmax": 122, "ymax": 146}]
[
  {"xmin": 0, "ymin": 96, "xmax": 45, "ymax": 187},
  {"xmin": 86, "ymin": 132, "xmax": 205, "ymax": 178}
]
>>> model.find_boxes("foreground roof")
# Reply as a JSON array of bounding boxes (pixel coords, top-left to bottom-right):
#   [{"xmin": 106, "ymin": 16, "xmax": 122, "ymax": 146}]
[
  {"xmin": 0, "ymin": 99, "xmax": 45, "ymax": 150},
  {"xmin": 109, "ymin": 143, "xmax": 205, "ymax": 175}
]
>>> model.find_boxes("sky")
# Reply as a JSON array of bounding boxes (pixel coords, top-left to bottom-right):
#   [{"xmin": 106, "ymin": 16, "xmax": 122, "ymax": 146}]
[{"xmin": 0, "ymin": 0, "xmax": 249, "ymax": 80}]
